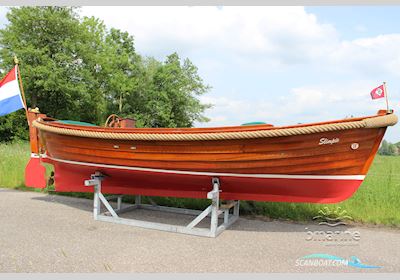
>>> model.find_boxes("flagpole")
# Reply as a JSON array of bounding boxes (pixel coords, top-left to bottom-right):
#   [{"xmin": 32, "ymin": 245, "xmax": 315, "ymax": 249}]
[
  {"xmin": 383, "ymin": 81, "xmax": 389, "ymax": 113},
  {"xmin": 14, "ymin": 56, "xmax": 28, "ymax": 110},
  {"xmin": 13, "ymin": 56, "xmax": 30, "ymax": 126}
]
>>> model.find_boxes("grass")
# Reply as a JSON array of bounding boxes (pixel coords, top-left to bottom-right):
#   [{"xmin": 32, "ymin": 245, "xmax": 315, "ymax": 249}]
[
  {"xmin": 0, "ymin": 141, "xmax": 54, "ymax": 193},
  {"xmin": 239, "ymin": 156, "xmax": 400, "ymax": 227},
  {"xmin": 0, "ymin": 141, "xmax": 30, "ymax": 189},
  {"xmin": 1, "ymin": 141, "xmax": 399, "ymax": 227}
]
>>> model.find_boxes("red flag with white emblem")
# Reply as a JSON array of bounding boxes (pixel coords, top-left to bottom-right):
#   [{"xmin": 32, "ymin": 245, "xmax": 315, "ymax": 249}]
[{"xmin": 370, "ymin": 84, "xmax": 385, "ymax": 99}]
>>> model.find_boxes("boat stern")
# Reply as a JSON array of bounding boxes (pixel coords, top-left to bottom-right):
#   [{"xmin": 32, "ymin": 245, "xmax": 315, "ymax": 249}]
[{"xmin": 25, "ymin": 109, "xmax": 47, "ymax": 189}]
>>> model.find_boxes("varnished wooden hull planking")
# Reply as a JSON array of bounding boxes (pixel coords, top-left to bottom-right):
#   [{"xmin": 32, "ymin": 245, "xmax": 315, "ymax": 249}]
[
  {"xmin": 35, "ymin": 114, "xmax": 389, "ymax": 203},
  {"xmin": 42, "ymin": 127, "xmax": 383, "ymax": 175}
]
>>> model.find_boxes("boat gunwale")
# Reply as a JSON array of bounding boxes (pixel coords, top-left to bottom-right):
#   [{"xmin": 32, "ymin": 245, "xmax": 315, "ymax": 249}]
[{"xmin": 35, "ymin": 111, "xmax": 392, "ymax": 135}]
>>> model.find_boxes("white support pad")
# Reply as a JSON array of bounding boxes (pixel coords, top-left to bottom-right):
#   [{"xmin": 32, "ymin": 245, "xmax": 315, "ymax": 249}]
[{"xmin": 84, "ymin": 173, "xmax": 239, "ymax": 238}]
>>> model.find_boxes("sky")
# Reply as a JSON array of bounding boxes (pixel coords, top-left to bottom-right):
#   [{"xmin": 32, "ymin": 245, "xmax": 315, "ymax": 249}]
[{"xmin": 1, "ymin": 6, "xmax": 399, "ymax": 142}]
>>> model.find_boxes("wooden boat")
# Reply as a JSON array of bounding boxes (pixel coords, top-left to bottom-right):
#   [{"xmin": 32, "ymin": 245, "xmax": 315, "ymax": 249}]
[{"xmin": 25, "ymin": 109, "xmax": 397, "ymax": 203}]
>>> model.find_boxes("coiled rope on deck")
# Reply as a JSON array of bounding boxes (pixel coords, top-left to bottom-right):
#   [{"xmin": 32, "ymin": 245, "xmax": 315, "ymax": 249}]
[{"xmin": 33, "ymin": 113, "xmax": 398, "ymax": 141}]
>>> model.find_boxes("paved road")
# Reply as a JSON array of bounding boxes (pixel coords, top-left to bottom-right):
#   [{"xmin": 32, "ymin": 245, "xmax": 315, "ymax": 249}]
[{"xmin": 0, "ymin": 188, "xmax": 399, "ymax": 272}]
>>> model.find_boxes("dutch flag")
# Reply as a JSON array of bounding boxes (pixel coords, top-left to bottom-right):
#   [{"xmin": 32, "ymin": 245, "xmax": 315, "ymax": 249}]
[{"xmin": 0, "ymin": 66, "xmax": 25, "ymax": 117}]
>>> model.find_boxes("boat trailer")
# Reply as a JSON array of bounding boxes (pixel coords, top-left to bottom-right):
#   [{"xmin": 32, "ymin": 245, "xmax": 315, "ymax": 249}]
[{"xmin": 84, "ymin": 172, "xmax": 240, "ymax": 237}]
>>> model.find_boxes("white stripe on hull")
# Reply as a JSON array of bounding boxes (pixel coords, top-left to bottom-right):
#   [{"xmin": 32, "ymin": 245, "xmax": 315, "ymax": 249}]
[{"xmin": 44, "ymin": 155, "xmax": 366, "ymax": 181}]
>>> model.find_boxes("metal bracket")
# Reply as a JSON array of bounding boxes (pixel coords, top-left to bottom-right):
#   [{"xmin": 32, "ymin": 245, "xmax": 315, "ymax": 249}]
[{"xmin": 84, "ymin": 173, "xmax": 239, "ymax": 237}]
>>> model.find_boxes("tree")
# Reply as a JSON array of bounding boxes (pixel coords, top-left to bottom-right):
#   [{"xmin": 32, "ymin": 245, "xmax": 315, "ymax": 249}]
[
  {"xmin": 0, "ymin": 111, "xmax": 28, "ymax": 142},
  {"xmin": 141, "ymin": 53, "xmax": 211, "ymax": 128},
  {"xmin": 102, "ymin": 27, "xmax": 144, "ymax": 119},
  {"xmin": 388, "ymin": 143, "xmax": 398, "ymax": 156},
  {"xmin": 0, "ymin": 7, "xmax": 108, "ymax": 123},
  {"xmin": 379, "ymin": 140, "xmax": 390, "ymax": 155},
  {"xmin": 396, "ymin": 142, "xmax": 400, "ymax": 154},
  {"xmin": 0, "ymin": 7, "xmax": 211, "ymax": 142},
  {"xmin": 379, "ymin": 140, "xmax": 400, "ymax": 156},
  {"xmin": 0, "ymin": 7, "xmax": 111, "ymax": 140}
]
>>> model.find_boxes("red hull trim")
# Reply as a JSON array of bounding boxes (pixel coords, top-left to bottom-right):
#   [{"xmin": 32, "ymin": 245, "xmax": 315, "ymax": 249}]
[{"xmin": 42, "ymin": 157, "xmax": 363, "ymax": 204}]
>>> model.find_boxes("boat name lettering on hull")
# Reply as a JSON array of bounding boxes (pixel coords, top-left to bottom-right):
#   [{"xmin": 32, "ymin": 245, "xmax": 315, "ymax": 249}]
[{"xmin": 319, "ymin": 138, "xmax": 340, "ymax": 145}]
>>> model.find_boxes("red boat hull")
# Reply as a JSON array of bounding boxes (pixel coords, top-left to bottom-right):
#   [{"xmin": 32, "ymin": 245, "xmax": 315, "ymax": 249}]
[{"xmin": 44, "ymin": 156, "xmax": 363, "ymax": 203}]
